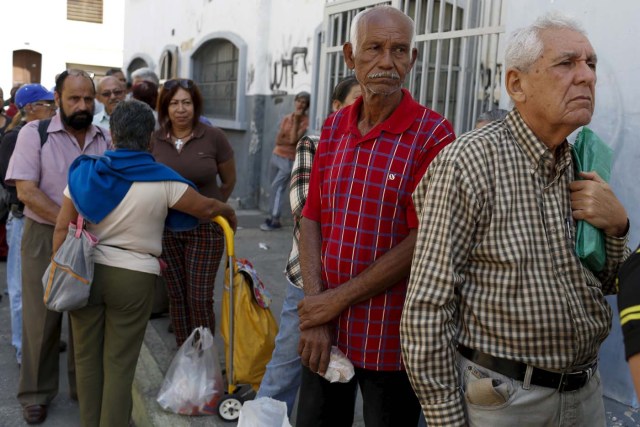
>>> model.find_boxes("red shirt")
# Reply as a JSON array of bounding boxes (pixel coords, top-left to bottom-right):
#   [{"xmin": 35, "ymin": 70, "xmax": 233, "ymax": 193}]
[{"xmin": 302, "ymin": 89, "xmax": 455, "ymax": 370}]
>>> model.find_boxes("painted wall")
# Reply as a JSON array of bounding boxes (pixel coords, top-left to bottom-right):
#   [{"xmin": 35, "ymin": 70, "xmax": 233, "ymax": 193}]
[
  {"xmin": 503, "ymin": 0, "xmax": 640, "ymax": 407},
  {"xmin": 123, "ymin": 0, "xmax": 324, "ymax": 210},
  {"xmin": 0, "ymin": 0, "xmax": 125, "ymax": 90}
]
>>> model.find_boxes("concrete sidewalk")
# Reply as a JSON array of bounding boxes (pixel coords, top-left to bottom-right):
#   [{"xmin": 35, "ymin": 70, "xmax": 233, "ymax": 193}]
[{"xmin": 131, "ymin": 209, "xmax": 296, "ymax": 427}]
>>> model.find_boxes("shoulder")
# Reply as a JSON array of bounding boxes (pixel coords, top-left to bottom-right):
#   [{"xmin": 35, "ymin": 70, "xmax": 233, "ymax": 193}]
[{"xmin": 433, "ymin": 120, "xmax": 507, "ymax": 172}]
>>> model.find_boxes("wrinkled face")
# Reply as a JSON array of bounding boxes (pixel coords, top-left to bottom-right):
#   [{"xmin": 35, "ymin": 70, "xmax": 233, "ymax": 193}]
[
  {"xmin": 55, "ymin": 75, "xmax": 95, "ymax": 131},
  {"xmin": 27, "ymin": 100, "xmax": 57, "ymax": 120},
  {"xmin": 168, "ymin": 88, "xmax": 194, "ymax": 128},
  {"xmin": 97, "ymin": 77, "xmax": 126, "ymax": 115},
  {"xmin": 346, "ymin": 10, "xmax": 416, "ymax": 96},
  {"xmin": 519, "ymin": 28, "xmax": 597, "ymax": 134}
]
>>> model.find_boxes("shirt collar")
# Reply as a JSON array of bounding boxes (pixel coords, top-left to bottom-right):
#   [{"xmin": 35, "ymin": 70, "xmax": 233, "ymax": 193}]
[
  {"xmin": 346, "ymin": 88, "xmax": 420, "ymax": 141},
  {"xmin": 506, "ymin": 109, "xmax": 572, "ymax": 175}
]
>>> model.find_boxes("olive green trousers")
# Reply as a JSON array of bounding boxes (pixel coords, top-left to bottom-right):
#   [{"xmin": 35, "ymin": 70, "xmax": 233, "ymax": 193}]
[{"xmin": 70, "ymin": 262, "xmax": 156, "ymax": 427}]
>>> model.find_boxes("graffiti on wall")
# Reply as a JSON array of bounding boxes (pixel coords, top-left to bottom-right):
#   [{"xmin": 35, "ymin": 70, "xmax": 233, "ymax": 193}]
[{"xmin": 270, "ymin": 46, "xmax": 308, "ymax": 95}]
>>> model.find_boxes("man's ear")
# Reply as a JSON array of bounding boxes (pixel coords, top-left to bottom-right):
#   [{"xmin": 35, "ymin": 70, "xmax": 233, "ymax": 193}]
[
  {"xmin": 343, "ymin": 42, "xmax": 355, "ymax": 70},
  {"xmin": 409, "ymin": 47, "xmax": 418, "ymax": 70},
  {"xmin": 505, "ymin": 68, "xmax": 526, "ymax": 104},
  {"xmin": 54, "ymin": 91, "xmax": 61, "ymax": 108}
]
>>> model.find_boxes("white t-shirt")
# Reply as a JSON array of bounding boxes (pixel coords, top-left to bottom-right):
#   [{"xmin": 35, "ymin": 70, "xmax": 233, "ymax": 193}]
[{"xmin": 64, "ymin": 181, "xmax": 189, "ymax": 275}]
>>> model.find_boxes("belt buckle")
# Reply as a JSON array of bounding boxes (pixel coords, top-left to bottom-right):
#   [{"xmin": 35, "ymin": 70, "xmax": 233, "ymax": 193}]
[{"xmin": 557, "ymin": 366, "xmax": 594, "ymax": 392}]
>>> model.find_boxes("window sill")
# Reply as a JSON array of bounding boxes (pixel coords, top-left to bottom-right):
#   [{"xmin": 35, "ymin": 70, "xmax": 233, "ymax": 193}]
[{"xmin": 208, "ymin": 118, "xmax": 247, "ymax": 131}]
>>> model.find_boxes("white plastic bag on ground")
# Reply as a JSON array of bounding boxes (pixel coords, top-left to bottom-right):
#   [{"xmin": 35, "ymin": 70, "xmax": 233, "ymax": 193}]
[
  {"xmin": 238, "ymin": 397, "xmax": 291, "ymax": 427},
  {"xmin": 156, "ymin": 326, "xmax": 224, "ymax": 415},
  {"xmin": 322, "ymin": 346, "xmax": 355, "ymax": 383}
]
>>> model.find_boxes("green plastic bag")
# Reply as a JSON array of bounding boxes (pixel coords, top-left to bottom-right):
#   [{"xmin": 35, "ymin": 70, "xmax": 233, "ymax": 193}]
[{"xmin": 571, "ymin": 127, "xmax": 613, "ymax": 272}]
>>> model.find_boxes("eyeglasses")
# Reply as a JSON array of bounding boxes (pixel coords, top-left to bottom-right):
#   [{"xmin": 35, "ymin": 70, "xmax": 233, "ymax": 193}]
[
  {"xmin": 100, "ymin": 89, "xmax": 125, "ymax": 98},
  {"xmin": 163, "ymin": 79, "xmax": 194, "ymax": 90},
  {"xmin": 33, "ymin": 102, "xmax": 55, "ymax": 109}
]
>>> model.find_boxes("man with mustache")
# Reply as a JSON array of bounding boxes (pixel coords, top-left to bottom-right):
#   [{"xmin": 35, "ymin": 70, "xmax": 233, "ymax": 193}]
[
  {"xmin": 6, "ymin": 69, "xmax": 111, "ymax": 424},
  {"xmin": 401, "ymin": 12, "xmax": 630, "ymax": 426},
  {"xmin": 295, "ymin": 6, "xmax": 455, "ymax": 426},
  {"xmin": 93, "ymin": 75, "xmax": 126, "ymax": 131}
]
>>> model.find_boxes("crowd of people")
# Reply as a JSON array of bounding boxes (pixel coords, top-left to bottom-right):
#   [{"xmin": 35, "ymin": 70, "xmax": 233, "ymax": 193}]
[{"xmin": 0, "ymin": 4, "xmax": 637, "ymax": 427}]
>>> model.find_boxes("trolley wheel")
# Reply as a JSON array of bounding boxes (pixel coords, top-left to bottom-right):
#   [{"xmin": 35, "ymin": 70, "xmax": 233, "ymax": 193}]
[{"xmin": 218, "ymin": 395, "xmax": 243, "ymax": 421}]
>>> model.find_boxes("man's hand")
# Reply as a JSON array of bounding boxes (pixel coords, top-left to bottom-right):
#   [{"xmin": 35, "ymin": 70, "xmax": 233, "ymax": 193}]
[
  {"xmin": 298, "ymin": 324, "xmax": 332, "ymax": 375},
  {"xmin": 298, "ymin": 288, "xmax": 346, "ymax": 330},
  {"xmin": 569, "ymin": 171, "xmax": 628, "ymax": 237}
]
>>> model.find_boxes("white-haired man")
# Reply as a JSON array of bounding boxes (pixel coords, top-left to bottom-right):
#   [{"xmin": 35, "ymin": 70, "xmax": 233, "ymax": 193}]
[
  {"xmin": 401, "ymin": 12, "xmax": 629, "ymax": 426},
  {"xmin": 295, "ymin": 5, "xmax": 455, "ymax": 426}
]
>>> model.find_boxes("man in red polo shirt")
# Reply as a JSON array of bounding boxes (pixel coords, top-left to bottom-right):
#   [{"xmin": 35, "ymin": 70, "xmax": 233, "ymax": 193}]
[{"xmin": 295, "ymin": 5, "xmax": 455, "ymax": 426}]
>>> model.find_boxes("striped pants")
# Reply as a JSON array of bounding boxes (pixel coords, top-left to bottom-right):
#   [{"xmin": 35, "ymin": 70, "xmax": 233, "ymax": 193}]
[{"xmin": 162, "ymin": 222, "xmax": 224, "ymax": 346}]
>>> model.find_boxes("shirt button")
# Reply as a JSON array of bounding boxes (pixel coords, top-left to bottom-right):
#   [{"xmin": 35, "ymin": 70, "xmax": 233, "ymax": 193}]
[{"xmin": 550, "ymin": 227, "xmax": 557, "ymax": 233}]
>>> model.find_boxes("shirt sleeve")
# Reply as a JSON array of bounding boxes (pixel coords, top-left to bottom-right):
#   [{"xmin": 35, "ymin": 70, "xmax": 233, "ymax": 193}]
[
  {"xmin": 4, "ymin": 122, "xmax": 42, "ymax": 185},
  {"xmin": 598, "ymin": 228, "xmax": 631, "ymax": 295},
  {"xmin": 290, "ymin": 136, "xmax": 317, "ymax": 218},
  {"xmin": 407, "ymin": 117, "xmax": 456, "ymax": 228},
  {"xmin": 212, "ymin": 127, "xmax": 234, "ymax": 164},
  {"xmin": 401, "ymin": 154, "xmax": 479, "ymax": 427},
  {"xmin": 302, "ymin": 137, "xmax": 323, "ymax": 222},
  {"xmin": 618, "ymin": 246, "xmax": 640, "ymax": 359},
  {"xmin": 167, "ymin": 181, "xmax": 190, "ymax": 207}
]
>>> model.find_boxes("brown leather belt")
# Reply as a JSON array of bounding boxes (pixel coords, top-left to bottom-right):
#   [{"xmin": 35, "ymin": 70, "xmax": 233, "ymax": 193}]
[{"xmin": 458, "ymin": 345, "xmax": 596, "ymax": 393}]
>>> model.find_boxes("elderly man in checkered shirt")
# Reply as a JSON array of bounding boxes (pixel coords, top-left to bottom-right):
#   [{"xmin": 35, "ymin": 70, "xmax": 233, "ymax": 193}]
[
  {"xmin": 401, "ymin": 11, "xmax": 630, "ymax": 427},
  {"xmin": 295, "ymin": 6, "xmax": 455, "ymax": 427}
]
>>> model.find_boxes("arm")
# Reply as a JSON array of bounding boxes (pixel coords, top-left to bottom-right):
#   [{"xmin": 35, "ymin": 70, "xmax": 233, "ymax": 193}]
[
  {"xmin": 172, "ymin": 187, "xmax": 237, "ymax": 231},
  {"xmin": 289, "ymin": 113, "xmax": 307, "ymax": 144},
  {"xmin": 53, "ymin": 196, "xmax": 78, "ymax": 254},
  {"xmin": 16, "ymin": 180, "xmax": 60, "ymax": 224},
  {"xmin": 298, "ymin": 229, "xmax": 417, "ymax": 330},
  {"xmin": 401, "ymin": 158, "xmax": 478, "ymax": 427},
  {"xmin": 569, "ymin": 171, "xmax": 630, "ymax": 292},
  {"xmin": 217, "ymin": 157, "xmax": 236, "ymax": 202},
  {"xmin": 289, "ymin": 136, "xmax": 317, "ymax": 219},
  {"xmin": 297, "ymin": 216, "xmax": 333, "ymax": 375}
]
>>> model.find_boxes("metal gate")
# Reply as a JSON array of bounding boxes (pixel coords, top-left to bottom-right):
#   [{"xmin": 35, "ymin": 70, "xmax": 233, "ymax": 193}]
[{"xmin": 315, "ymin": 0, "xmax": 505, "ymax": 135}]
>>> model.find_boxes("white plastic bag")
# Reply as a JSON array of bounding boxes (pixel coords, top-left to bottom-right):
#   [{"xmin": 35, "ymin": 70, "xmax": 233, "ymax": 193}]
[
  {"xmin": 238, "ymin": 397, "xmax": 291, "ymax": 427},
  {"xmin": 156, "ymin": 326, "xmax": 224, "ymax": 415},
  {"xmin": 322, "ymin": 346, "xmax": 355, "ymax": 383}
]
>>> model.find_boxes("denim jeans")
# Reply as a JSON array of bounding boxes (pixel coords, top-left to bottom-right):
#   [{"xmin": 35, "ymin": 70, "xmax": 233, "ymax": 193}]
[
  {"xmin": 267, "ymin": 153, "xmax": 294, "ymax": 220},
  {"xmin": 256, "ymin": 281, "xmax": 304, "ymax": 418},
  {"xmin": 6, "ymin": 212, "xmax": 24, "ymax": 364}
]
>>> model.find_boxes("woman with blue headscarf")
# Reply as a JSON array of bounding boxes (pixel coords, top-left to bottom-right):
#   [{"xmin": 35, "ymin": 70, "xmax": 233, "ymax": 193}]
[{"xmin": 53, "ymin": 99, "xmax": 236, "ymax": 427}]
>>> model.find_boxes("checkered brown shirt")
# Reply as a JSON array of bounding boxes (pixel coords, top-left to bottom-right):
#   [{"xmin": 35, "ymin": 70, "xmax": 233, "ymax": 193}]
[
  {"xmin": 285, "ymin": 135, "xmax": 319, "ymax": 288},
  {"xmin": 401, "ymin": 109, "xmax": 629, "ymax": 426}
]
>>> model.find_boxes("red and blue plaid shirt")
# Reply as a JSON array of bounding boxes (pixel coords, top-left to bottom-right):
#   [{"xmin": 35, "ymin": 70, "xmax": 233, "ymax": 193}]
[{"xmin": 302, "ymin": 89, "xmax": 455, "ymax": 370}]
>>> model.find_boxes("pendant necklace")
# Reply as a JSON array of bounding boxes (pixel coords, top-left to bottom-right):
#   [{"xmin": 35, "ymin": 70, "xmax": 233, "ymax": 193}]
[{"xmin": 171, "ymin": 131, "xmax": 192, "ymax": 151}]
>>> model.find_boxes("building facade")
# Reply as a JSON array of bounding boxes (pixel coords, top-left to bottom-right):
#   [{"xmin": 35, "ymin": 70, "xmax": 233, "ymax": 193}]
[{"xmin": 0, "ymin": 0, "xmax": 125, "ymax": 90}]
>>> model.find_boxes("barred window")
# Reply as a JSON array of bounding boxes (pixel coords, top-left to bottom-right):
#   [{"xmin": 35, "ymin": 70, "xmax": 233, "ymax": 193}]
[
  {"xmin": 193, "ymin": 39, "xmax": 239, "ymax": 121},
  {"xmin": 316, "ymin": 0, "xmax": 505, "ymax": 135}
]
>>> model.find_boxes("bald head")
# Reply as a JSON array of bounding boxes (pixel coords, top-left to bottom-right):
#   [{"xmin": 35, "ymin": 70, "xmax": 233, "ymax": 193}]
[
  {"xmin": 350, "ymin": 6, "xmax": 415, "ymax": 54},
  {"xmin": 97, "ymin": 76, "xmax": 126, "ymax": 115}
]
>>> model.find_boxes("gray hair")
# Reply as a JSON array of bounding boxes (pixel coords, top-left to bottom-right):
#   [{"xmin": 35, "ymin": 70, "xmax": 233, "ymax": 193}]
[
  {"xmin": 130, "ymin": 67, "xmax": 160, "ymax": 86},
  {"xmin": 349, "ymin": 6, "xmax": 415, "ymax": 54},
  {"xmin": 505, "ymin": 11, "xmax": 586, "ymax": 72},
  {"xmin": 109, "ymin": 99, "xmax": 156, "ymax": 151}
]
